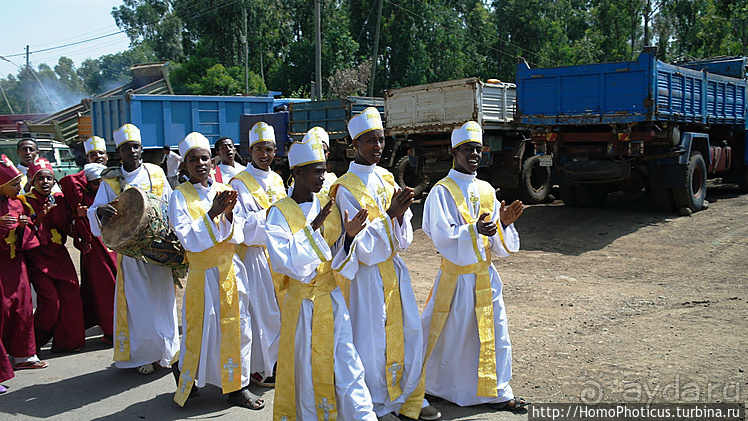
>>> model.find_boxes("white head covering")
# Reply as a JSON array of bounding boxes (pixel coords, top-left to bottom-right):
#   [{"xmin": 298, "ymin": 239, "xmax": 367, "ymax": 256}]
[
  {"xmin": 84, "ymin": 136, "xmax": 107, "ymax": 154},
  {"xmin": 113, "ymin": 123, "xmax": 141, "ymax": 148},
  {"xmin": 288, "ymin": 128, "xmax": 326, "ymax": 169},
  {"xmin": 178, "ymin": 132, "xmax": 211, "ymax": 158},
  {"xmin": 305, "ymin": 126, "xmax": 330, "ymax": 148},
  {"xmin": 249, "ymin": 122, "xmax": 275, "ymax": 147},
  {"xmin": 83, "ymin": 163, "xmax": 107, "ymax": 181},
  {"xmin": 451, "ymin": 121, "xmax": 483, "ymax": 148},
  {"xmin": 347, "ymin": 107, "xmax": 383, "ymax": 140}
]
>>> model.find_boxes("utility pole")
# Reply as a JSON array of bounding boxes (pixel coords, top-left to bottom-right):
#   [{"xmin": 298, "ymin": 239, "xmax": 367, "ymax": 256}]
[
  {"xmin": 314, "ymin": 0, "xmax": 322, "ymax": 101},
  {"xmin": 243, "ymin": 7, "xmax": 248, "ymax": 95},
  {"xmin": 25, "ymin": 45, "xmax": 30, "ymax": 113},
  {"xmin": 368, "ymin": 0, "xmax": 383, "ymax": 97}
]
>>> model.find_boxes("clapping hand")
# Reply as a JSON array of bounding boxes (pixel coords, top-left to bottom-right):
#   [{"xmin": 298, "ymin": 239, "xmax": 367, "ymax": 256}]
[
  {"xmin": 499, "ymin": 200, "xmax": 524, "ymax": 226},
  {"xmin": 475, "ymin": 212, "xmax": 498, "ymax": 237},
  {"xmin": 386, "ymin": 187, "xmax": 414, "ymax": 221},
  {"xmin": 0, "ymin": 214, "xmax": 17, "ymax": 229},
  {"xmin": 344, "ymin": 208, "xmax": 369, "ymax": 238},
  {"xmin": 311, "ymin": 198, "xmax": 335, "ymax": 231},
  {"xmin": 209, "ymin": 190, "xmax": 238, "ymax": 222}
]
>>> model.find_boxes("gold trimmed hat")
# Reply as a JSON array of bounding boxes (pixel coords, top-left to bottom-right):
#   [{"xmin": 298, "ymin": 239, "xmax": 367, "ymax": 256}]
[
  {"xmin": 178, "ymin": 132, "xmax": 211, "ymax": 158},
  {"xmin": 451, "ymin": 121, "xmax": 483, "ymax": 148},
  {"xmin": 288, "ymin": 127, "xmax": 327, "ymax": 169},
  {"xmin": 249, "ymin": 121, "xmax": 276, "ymax": 147},
  {"xmin": 113, "ymin": 123, "xmax": 141, "ymax": 148},
  {"xmin": 84, "ymin": 136, "xmax": 107, "ymax": 154},
  {"xmin": 347, "ymin": 107, "xmax": 383, "ymax": 140}
]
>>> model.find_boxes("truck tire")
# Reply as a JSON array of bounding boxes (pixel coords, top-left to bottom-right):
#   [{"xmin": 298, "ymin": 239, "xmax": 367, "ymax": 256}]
[
  {"xmin": 517, "ymin": 155, "xmax": 551, "ymax": 204},
  {"xmin": 673, "ymin": 151, "xmax": 706, "ymax": 212},
  {"xmin": 650, "ymin": 188, "xmax": 676, "ymax": 212},
  {"xmin": 575, "ymin": 184, "xmax": 608, "ymax": 208},
  {"xmin": 393, "ymin": 155, "xmax": 429, "ymax": 199},
  {"xmin": 558, "ymin": 186, "xmax": 579, "ymax": 207}
]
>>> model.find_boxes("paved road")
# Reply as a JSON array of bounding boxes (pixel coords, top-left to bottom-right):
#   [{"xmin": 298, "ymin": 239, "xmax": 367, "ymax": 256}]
[{"xmin": 0, "ymin": 328, "xmax": 528, "ymax": 420}]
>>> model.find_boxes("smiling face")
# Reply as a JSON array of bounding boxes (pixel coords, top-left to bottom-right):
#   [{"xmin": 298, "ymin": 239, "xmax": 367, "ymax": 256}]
[
  {"xmin": 17, "ymin": 140, "xmax": 37, "ymax": 167},
  {"xmin": 451, "ymin": 141, "xmax": 482, "ymax": 174},
  {"xmin": 32, "ymin": 169, "xmax": 55, "ymax": 196},
  {"xmin": 353, "ymin": 129, "xmax": 385, "ymax": 166},
  {"xmin": 117, "ymin": 141, "xmax": 142, "ymax": 168},
  {"xmin": 0, "ymin": 176, "xmax": 22, "ymax": 198},
  {"xmin": 184, "ymin": 147, "xmax": 212, "ymax": 185},
  {"xmin": 86, "ymin": 150, "xmax": 108, "ymax": 165},
  {"xmin": 293, "ymin": 162, "xmax": 327, "ymax": 195},
  {"xmin": 250, "ymin": 141, "xmax": 276, "ymax": 171}
]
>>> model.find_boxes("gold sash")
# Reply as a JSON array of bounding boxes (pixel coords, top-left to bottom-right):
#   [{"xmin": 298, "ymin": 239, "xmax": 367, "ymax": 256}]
[
  {"xmin": 111, "ymin": 163, "xmax": 167, "ymax": 363},
  {"xmin": 173, "ymin": 182, "xmax": 242, "ymax": 406},
  {"xmin": 232, "ymin": 170, "xmax": 289, "ymax": 307},
  {"xmin": 271, "ymin": 196, "xmax": 340, "ymax": 421},
  {"xmin": 415, "ymin": 176, "xmax": 500, "ymax": 400},
  {"xmin": 330, "ymin": 169, "xmax": 413, "ymax": 409}
]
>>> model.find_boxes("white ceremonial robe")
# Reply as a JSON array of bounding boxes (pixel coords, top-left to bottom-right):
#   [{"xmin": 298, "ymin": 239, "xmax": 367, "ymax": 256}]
[
  {"xmin": 169, "ymin": 182, "xmax": 252, "ymax": 390},
  {"xmin": 421, "ymin": 169, "xmax": 520, "ymax": 406},
  {"xmin": 266, "ymin": 196, "xmax": 376, "ymax": 420},
  {"xmin": 87, "ymin": 163, "xmax": 179, "ymax": 369},
  {"xmin": 332, "ymin": 162, "xmax": 427, "ymax": 417},
  {"xmin": 217, "ymin": 163, "xmax": 245, "ymax": 183},
  {"xmin": 230, "ymin": 165, "xmax": 283, "ymax": 376}
]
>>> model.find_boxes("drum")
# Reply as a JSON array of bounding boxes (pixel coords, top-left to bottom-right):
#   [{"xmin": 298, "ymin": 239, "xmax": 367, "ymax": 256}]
[{"xmin": 101, "ymin": 187, "xmax": 187, "ymax": 273}]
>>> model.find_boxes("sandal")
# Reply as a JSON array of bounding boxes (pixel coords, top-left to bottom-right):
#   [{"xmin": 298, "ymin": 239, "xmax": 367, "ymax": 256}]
[
  {"xmin": 13, "ymin": 361, "xmax": 49, "ymax": 370},
  {"xmin": 490, "ymin": 397, "xmax": 530, "ymax": 411},
  {"xmin": 0, "ymin": 385, "xmax": 7, "ymax": 394},
  {"xmin": 250, "ymin": 372, "xmax": 275, "ymax": 387},
  {"xmin": 136, "ymin": 363, "xmax": 155, "ymax": 375},
  {"xmin": 227, "ymin": 388, "xmax": 265, "ymax": 410}
]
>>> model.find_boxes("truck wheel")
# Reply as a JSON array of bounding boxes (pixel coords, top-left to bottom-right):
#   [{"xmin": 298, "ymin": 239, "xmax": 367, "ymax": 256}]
[
  {"xmin": 650, "ymin": 188, "xmax": 676, "ymax": 212},
  {"xmin": 673, "ymin": 151, "xmax": 706, "ymax": 211},
  {"xmin": 393, "ymin": 155, "xmax": 429, "ymax": 199},
  {"xmin": 558, "ymin": 186, "xmax": 579, "ymax": 207},
  {"xmin": 517, "ymin": 155, "xmax": 551, "ymax": 204},
  {"xmin": 575, "ymin": 184, "xmax": 608, "ymax": 208}
]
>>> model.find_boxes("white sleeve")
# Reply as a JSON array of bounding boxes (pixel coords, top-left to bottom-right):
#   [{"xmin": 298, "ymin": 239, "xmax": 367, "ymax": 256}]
[
  {"xmin": 265, "ymin": 206, "xmax": 331, "ymax": 282},
  {"xmin": 86, "ymin": 179, "xmax": 117, "ymax": 237},
  {"xmin": 230, "ymin": 178, "xmax": 268, "ymax": 246},
  {"xmin": 490, "ymin": 198, "xmax": 520, "ymax": 257}
]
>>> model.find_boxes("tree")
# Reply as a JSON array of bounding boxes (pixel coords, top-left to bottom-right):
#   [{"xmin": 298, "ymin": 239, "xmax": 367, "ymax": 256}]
[{"xmin": 113, "ymin": 0, "xmax": 184, "ymax": 61}]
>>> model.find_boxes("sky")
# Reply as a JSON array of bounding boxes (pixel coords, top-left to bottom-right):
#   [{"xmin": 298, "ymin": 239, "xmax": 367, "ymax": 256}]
[{"xmin": 0, "ymin": 0, "xmax": 131, "ymax": 79}]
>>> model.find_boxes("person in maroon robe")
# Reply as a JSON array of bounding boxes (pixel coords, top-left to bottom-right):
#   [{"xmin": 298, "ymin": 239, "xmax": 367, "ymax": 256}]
[
  {"xmin": 0, "ymin": 154, "xmax": 47, "ymax": 370},
  {"xmin": 24, "ymin": 157, "xmax": 85, "ymax": 353},
  {"xmin": 58, "ymin": 136, "xmax": 116, "ymax": 344}
]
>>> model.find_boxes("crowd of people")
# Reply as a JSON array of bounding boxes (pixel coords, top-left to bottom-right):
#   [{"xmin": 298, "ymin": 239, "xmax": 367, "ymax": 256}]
[{"xmin": 0, "ymin": 108, "xmax": 529, "ymax": 420}]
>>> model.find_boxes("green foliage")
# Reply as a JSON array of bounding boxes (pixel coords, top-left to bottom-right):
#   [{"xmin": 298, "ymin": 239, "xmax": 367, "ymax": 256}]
[{"xmin": 171, "ymin": 59, "xmax": 266, "ymax": 96}]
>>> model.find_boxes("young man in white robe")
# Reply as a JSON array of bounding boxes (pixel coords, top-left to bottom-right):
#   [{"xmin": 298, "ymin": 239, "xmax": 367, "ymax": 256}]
[
  {"xmin": 87, "ymin": 123, "xmax": 179, "ymax": 375},
  {"xmin": 266, "ymin": 129, "xmax": 376, "ymax": 420},
  {"xmin": 213, "ymin": 137, "xmax": 245, "ymax": 183},
  {"xmin": 168, "ymin": 132, "xmax": 263, "ymax": 410},
  {"xmin": 420, "ymin": 121, "xmax": 529, "ymax": 411},
  {"xmin": 229, "ymin": 121, "xmax": 285, "ymax": 387},
  {"xmin": 331, "ymin": 108, "xmax": 441, "ymax": 421},
  {"xmin": 287, "ymin": 127, "xmax": 338, "ymax": 197}
]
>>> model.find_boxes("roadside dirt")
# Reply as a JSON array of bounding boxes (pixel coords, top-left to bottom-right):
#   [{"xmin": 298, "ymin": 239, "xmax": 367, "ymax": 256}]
[{"xmin": 403, "ymin": 182, "xmax": 748, "ymax": 406}]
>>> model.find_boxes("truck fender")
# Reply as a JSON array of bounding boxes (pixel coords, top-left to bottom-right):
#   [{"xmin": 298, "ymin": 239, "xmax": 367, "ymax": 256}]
[{"xmin": 678, "ymin": 132, "xmax": 711, "ymax": 167}]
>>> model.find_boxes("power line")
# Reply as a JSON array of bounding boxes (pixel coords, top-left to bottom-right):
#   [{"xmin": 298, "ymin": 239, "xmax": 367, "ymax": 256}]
[{"xmin": 2, "ymin": 31, "xmax": 125, "ymax": 59}]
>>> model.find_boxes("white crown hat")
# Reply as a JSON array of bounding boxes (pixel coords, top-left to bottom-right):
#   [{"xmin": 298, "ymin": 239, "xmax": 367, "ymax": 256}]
[
  {"xmin": 347, "ymin": 107, "xmax": 383, "ymax": 140},
  {"xmin": 304, "ymin": 126, "xmax": 329, "ymax": 148},
  {"xmin": 179, "ymin": 132, "xmax": 211, "ymax": 158},
  {"xmin": 451, "ymin": 121, "xmax": 483, "ymax": 148},
  {"xmin": 84, "ymin": 136, "xmax": 107, "ymax": 154},
  {"xmin": 249, "ymin": 121, "xmax": 276, "ymax": 147},
  {"xmin": 113, "ymin": 123, "xmax": 142, "ymax": 148},
  {"xmin": 288, "ymin": 129, "xmax": 326, "ymax": 169}
]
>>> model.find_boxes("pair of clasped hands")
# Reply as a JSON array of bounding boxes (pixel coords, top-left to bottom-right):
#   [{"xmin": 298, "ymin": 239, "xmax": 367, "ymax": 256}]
[
  {"xmin": 312, "ymin": 187, "xmax": 415, "ymax": 239},
  {"xmin": 475, "ymin": 200, "xmax": 524, "ymax": 237}
]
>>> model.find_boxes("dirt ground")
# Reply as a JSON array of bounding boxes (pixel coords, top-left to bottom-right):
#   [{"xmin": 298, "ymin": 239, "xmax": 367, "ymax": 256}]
[{"xmin": 402, "ymin": 182, "xmax": 748, "ymax": 407}]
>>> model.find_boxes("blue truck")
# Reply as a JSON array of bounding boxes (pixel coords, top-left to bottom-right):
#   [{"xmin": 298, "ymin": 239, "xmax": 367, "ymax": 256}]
[
  {"xmin": 516, "ymin": 47, "xmax": 747, "ymax": 212},
  {"xmin": 91, "ymin": 94, "xmax": 274, "ymax": 163}
]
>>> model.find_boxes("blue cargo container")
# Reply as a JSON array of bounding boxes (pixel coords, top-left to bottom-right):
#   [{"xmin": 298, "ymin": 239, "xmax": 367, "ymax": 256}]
[
  {"xmin": 91, "ymin": 94, "xmax": 274, "ymax": 150},
  {"xmin": 516, "ymin": 47, "xmax": 748, "ymax": 212},
  {"xmin": 517, "ymin": 48, "xmax": 746, "ymax": 126}
]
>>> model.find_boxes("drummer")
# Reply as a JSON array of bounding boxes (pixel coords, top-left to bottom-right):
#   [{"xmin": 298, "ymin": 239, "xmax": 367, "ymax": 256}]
[
  {"xmin": 168, "ymin": 132, "xmax": 263, "ymax": 410},
  {"xmin": 87, "ymin": 123, "xmax": 180, "ymax": 375},
  {"xmin": 230, "ymin": 121, "xmax": 285, "ymax": 387}
]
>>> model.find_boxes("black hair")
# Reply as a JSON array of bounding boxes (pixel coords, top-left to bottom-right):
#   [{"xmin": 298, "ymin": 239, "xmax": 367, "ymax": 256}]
[
  {"xmin": 17, "ymin": 138, "xmax": 37, "ymax": 151},
  {"xmin": 215, "ymin": 137, "xmax": 234, "ymax": 150},
  {"xmin": 162, "ymin": 145, "xmax": 170, "ymax": 151}
]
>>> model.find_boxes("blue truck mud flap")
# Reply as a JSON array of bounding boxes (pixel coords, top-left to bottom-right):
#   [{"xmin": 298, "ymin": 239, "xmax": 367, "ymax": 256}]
[{"xmin": 559, "ymin": 160, "xmax": 630, "ymax": 182}]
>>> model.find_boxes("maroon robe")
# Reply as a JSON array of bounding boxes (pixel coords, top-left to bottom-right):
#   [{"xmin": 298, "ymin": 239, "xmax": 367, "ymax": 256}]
[
  {"xmin": 0, "ymin": 280, "xmax": 14, "ymax": 383},
  {"xmin": 24, "ymin": 191, "xmax": 85, "ymax": 351},
  {"xmin": 0, "ymin": 195, "xmax": 38, "ymax": 359},
  {"xmin": 59, "ymin": 171, "xmax": 116, "ymax": 336}
]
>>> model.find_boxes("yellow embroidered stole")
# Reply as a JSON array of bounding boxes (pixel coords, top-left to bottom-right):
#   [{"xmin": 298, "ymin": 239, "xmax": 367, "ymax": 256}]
[
  {"xmin": 330, "ymin": 168, "xmax": 414, "ymax": 409},
  {"xmin": 420, "ymin": 176, "xmax": 500, "ymax": 399},
  {"xmin": 111, "ymin": 163, "xmax": 167, "ymax": 363},
  {"xmin": 271, "ymin": 196, "xmax": 341, "ymax": 421},
  {"xmin": 173, "ymin": 182, "xmax": 242, "ymax": 406},
  {"xmin": 232, "ymin": 170, "xmax": 289, "ymax": 307}
]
